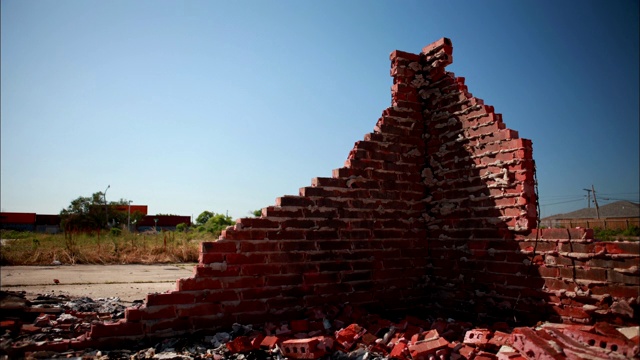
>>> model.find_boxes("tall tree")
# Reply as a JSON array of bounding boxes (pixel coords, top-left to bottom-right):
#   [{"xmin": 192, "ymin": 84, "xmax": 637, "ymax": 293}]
[
  {"xmin": 196, "ymin": 211, "xmax": 214, "ymax": 226},
  {"xmin": 60, "ymin": 192, "xmax": 107, "ymax": 230},
  {"xmin": 60, "ymin": 192, "xmax": 142, "ymax": 230}
]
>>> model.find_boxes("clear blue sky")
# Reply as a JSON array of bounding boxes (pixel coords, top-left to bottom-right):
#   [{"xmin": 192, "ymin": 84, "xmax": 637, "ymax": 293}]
[{"xmin": 2, "ymin": 0, "xmax": 638, "ymax": 220}]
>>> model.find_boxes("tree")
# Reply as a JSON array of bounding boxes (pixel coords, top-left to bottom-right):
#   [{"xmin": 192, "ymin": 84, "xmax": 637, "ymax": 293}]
[
  {"xmin": 251, "ymin": 209, "xmax": 262, "ymax": 217},
  {"xmin": 60, "ymin": 192, "xmax": 107, "ymax": 230},
  {"xmin": 196, "ymin": 211, "xmax": 214, "ymax": 226},
  {"xmin": 60, "ymin": 192, "xmax": 141, "ymax": 231},
  {"xmin": 195, "ymin": 211, "xmax": 234, "ymax": 236}
]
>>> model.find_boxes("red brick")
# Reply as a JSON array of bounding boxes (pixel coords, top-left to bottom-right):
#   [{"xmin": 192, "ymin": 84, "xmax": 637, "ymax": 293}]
[
  {"xmin": 422, "ymin": 37, "xmax": 452, "ymax": 55},
  {"xmin": 390, "ymin": 341, "xmax": 408, "ymax": 359},
  {"xmin": 194, "ymin": 264, "xmax": 241, "ymax": 277},
  {"xmin": 291, "ymin": 319, "xmax": 310, "ymax": 332},
  {"xmin": 276, "ymin": 196, "xmax": 314, "ymax": 207},
  {"xmin": 199, "ymin": 252, "xmax": 225, "ymax": 264},
  {"xmin": 408, "ymin": 337, "xmax": 450, "ymax": 360},
  {"xmin": 176, "ymin": 303, "xmax": 222, "ymax": 317},
  {"xmin": 281, "ymin": 337, "xmax": 333, "ymax": 359},
  {"xmin": 239, "ymin": 218, "xmax": 280, "ymax": 228},
  {"xmin": 303, "ymin": 272, "xmax": 340, "ymax": 285},
  {"xmin": 606, "ymin": 242, "xmax": 639, "ymax": 255},
  {"xmin": 590, "ymin": 284, "xmax": 640, "ymax": 298},
  {"xmin": 305, "ymin": 230, "xmax": 340, "ymax": 240},
  {"xmin": 223, "ymin": 229, "xmax": 261, "ymax": 241},
  {"xmin": 146, "ymin": 292, "xmax": 196, "ymax": 306},
  {"xmin": 455, "ymin": 344, "xmax": 477, "ymax": 360},
  {"xmin": 260, "ymin": 335, "xmax": 280, "ymax": 350},
  {"xmin": 266, "ymin": 274, "xmax": 304, "ymax": 287},
  {"xmin": 268, "ymin": 230, "xmax": 307, "ymax": 241},
  {"xmin": 224, "ymin": 277, "xmax": 265, "ymax": 289},
  {"xmin": 282, "ymin": 219, "xmax": 317, "ymax": 229},
  {"xmin": 335, "ymin": 324, "xmax": 366, "ymax": 350},
  {"xmin": 227, "ymin": 336, "xmax": 254, "ymax": 354},
  {"xmin": 264, "ymin": 206, "xmax": 305, "ymax": 218},
  {"xmin": 316, "ymin": 240, "xmax": 353, "ymax": 251},
  {"xmin": 560, "ymin": 329, "xmax": 634, "ymax": 357},
  {"xmin": 228, "ymin": 299, "xmax": 269, "ymax": 314},
  {"xmin": 239, "ymin": 241, "xmax": 279, "ymax": 252},
  {"xmin": 318, "ymin": 262, "xmax": 352, "ymax": 272},
  {"xmin": 311, "ymin": 177, "xmax": 346, "ymax": 187},
  {"xmin": 463, "ymin": 329, "xmax": 492, "ymax": 346},
  {"xmin": 89, "ymin": 321, "xmax": 144, "ymax": 338},
  {"xmin": 178, "ymin": 277, "xmax": 224, "ymax": 291},
  {"xmin": 140, "ymin": 305, "xmax": 177, "ymax": 320},
  {"xmin": 251, "ymin": 334, "xmax": 265, "ymax": 350},
  {"xmin": 239, "ymin": 286, "xmax": 282, "ymax": 300},
  {"xmin": 268, "ymin": 296, "xmax": 305, "ymax": 310},
  {"xmin": 20, "ymin": 324, "xmax": 40, "ymax": 334},
  {"xmin": 124, "ymin": 308, "xmax": 142, "ymax": 322},
  {"xmin": 510, "ymin": 328, "xmax": 565, "ymax": 360},
  {"xmin": 200, "ymin": 241, "xmax": 238, "ymax": 253},
  {"xmin": 390, "ymin": 50, "xmax": 421, "ymax": 62},
  {"xmin": 411, "ymin": 329, "xmax": 440, "ymax": 343},
  {"xmin": 241, "ymin": 264, "xmax": 282, "ymax": 276},
  {"xmin": 188, "ymin": 314, "xmax": 233, "ymax": 330},
  {"xmin": 226, "ymin": 253, "xmax": 268, "ymax": 265},
  {"xmin": 145, "ymin": 317, "xmax": 191, "ymax": 334}
]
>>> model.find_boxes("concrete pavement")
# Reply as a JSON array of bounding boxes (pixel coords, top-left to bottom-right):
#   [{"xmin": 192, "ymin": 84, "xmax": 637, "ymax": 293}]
[{"xmin": 0, "ymin": 264, "xmax": 196, "ymax": 302}]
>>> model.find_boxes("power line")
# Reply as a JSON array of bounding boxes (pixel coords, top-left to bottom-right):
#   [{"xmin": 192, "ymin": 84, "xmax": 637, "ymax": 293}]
[
  {"xmin": 598, "ymin": 192, "xmax": 639, "ymax": 196},
  {"xmin": 538, "ymin": 194, "xmax": 586, "ymax": 199},
  {"xmin": 539, "ymin": 198, "xmax": 585, "ymax": 207},
  {"xmin": 600, "ymin": 197, "xmax": 640, "ymax": 202}
]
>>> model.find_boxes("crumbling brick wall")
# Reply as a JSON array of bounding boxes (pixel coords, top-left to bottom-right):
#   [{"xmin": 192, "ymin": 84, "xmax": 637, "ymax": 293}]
[{"xmin": 89, "ymin": 38, "xmax": 638, "ymax": 342}]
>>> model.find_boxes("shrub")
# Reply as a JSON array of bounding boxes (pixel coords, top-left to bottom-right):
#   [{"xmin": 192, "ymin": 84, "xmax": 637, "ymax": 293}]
[{"xmin": 622, "ymin": 226, "xmax": 640, "ymax": 237}]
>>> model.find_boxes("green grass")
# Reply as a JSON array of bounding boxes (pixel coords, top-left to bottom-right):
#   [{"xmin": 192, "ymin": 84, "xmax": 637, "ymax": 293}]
[{"xmin": 593, "ymin": 226, "xmax": 640, "ymax": 241}]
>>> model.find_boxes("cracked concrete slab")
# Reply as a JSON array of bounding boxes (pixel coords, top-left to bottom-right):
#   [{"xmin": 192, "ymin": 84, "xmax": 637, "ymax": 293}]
[{"xmin": 0, "ymin": 264, "xmax": 195, "ymax": 302}]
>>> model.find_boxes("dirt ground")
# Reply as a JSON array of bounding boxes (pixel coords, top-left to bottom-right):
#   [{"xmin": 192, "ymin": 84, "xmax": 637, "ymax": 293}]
[{"xmin": 0, "ymin": 263, "xmax": 196, "ymax": 302}]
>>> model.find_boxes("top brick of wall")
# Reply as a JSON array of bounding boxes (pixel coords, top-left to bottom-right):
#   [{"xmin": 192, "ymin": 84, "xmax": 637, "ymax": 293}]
[{"xmin": 88, "ymin": 39, "xmax": 637, "ymax": 342}]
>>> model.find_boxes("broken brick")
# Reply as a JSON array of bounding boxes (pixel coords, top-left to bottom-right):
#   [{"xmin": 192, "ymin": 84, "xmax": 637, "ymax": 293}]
[
  {"xmin": 389, "ymin": 341, "xmax": 408, "ymax": 359},
  {"xmin": 464, "ymin": 329, "xmax": 492, "ymax": 347},
  {"xmin": 226, "ymin": 336, "xmax": 254, "ymax": 354},
  {"xmin": 335, "ymin": 324, "xmax": 366, "ymax": 350},
  {"xmin": 260, "ymin": 335, "xmax": 280, "ymax": 350},
  {"xmin": 408, "ymin": 337, "xmax": 450, "ymax": 360},
  {"xmin": 281, "ymin": 337, "xmax": 333, "ymax": 360}
]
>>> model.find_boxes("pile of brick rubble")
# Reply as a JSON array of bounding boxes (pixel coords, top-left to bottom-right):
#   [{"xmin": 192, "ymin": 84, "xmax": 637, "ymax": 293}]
[{"xmin": 1, "ymin": 291, "xmax": 638, "ymax": 359}]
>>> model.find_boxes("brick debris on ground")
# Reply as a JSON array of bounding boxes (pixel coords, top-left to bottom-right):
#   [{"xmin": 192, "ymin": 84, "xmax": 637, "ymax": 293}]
[{"xmin": 1, "ymin": 291, "xmax": 638, "ymax": 359}]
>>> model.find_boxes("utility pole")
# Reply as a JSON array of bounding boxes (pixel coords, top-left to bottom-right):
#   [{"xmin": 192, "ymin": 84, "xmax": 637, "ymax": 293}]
[
  {"xmin": 592, "ymin": 185, "xmax": 600, "ymax": 219},
  {"xmin": 104, "ymin": 185, "xmax": 110, "ymax": 228},
  {"xmin": 128, "ymin": 200, "xmax": 132, "ymax": 232},
  {"xmin": 582, "ymin": 188, "xmax": 592, "ymax": 208}
]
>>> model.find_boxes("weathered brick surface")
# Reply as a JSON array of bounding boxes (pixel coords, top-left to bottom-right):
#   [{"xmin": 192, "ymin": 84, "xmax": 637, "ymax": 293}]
[{"xmin": 85, "ymin": 38, "xmax": 638, "ymax": 342}]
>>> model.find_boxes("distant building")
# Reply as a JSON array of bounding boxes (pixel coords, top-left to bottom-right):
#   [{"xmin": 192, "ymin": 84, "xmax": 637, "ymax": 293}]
[
  {"xmin": 35, "ymin": 214, "xmax": 62, "ymax": 234},
  {"xmin": 113, "ymin": 205, "xmax": 148, "ymax": 216},
  {"xmin": 1, "ymin": 206, "xmax": 190, "ymax": 233},
  {"xmin": 0, "ymin": 212, "xmax": 37, "ymax": 232},
  {"xmin": 136, "ymin": 215, "xmax": 191, "ymax": 232}
]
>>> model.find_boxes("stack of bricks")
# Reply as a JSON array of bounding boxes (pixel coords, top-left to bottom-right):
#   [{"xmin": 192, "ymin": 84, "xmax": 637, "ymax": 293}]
[
  {"xmin": 86, "ymin": 38, "xmax": 638, "ymax": 342},
  {"xmin": 515, "ymin": 228, "xmax": 639, "ymax": 325}
]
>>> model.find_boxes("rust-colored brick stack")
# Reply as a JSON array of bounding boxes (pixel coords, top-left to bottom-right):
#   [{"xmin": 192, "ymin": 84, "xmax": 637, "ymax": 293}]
[{"xmin": 86, "ymin": 38, "xmax": 638, "ymax": 343}]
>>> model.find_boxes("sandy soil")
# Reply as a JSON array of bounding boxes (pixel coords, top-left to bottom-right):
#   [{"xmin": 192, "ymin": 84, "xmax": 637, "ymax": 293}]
[{"xmin": 0, "ymin": 264, "xmax": 196, "ymax": 302}]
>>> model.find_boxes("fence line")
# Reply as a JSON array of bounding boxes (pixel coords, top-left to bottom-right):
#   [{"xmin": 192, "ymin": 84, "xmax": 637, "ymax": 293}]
[{"xmin": 541, "ymin": 217, "xmax": 639, "ymax": 230}]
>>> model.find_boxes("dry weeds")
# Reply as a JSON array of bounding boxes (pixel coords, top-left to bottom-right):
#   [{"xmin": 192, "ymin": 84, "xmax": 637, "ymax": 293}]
[{"xmin": 0, "ymin": 230, "xmax": 217, "ymax": 265}]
